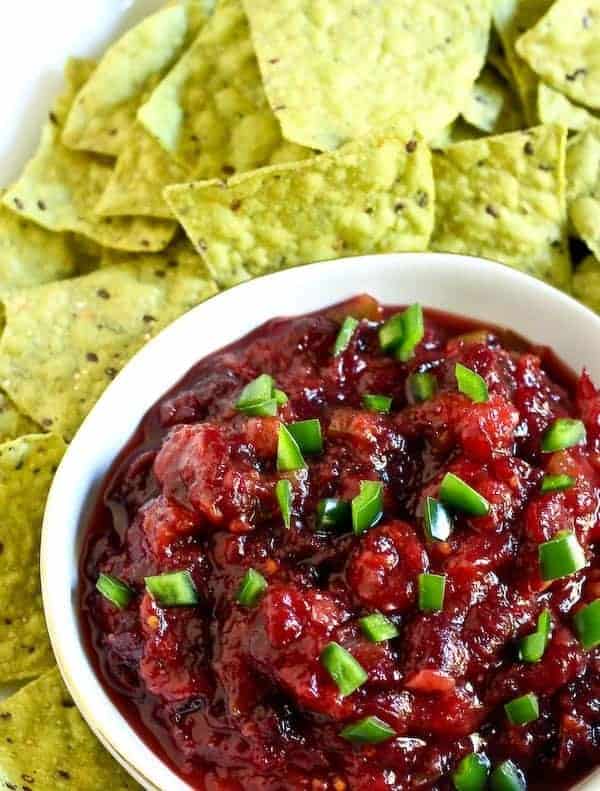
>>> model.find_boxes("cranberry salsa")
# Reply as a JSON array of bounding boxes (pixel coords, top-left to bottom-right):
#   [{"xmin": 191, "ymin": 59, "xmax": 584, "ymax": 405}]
[{"xmin": 81, "ymin": 296, "xmax": 600, "ymax": 791}]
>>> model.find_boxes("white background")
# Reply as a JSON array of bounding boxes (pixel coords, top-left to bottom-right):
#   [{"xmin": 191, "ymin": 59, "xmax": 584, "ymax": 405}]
[{"xmin": 0, "ymin": 0, "xmax": 164, "ymax": 185}]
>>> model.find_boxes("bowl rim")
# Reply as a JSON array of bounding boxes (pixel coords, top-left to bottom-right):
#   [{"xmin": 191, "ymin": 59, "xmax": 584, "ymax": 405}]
[{"xmin": 41, "ymin": 251, "xmax": 600, "ymax": 791}]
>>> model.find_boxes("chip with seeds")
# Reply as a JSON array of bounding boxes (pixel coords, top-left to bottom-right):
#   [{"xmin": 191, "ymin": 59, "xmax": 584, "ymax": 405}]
[
  {"xmin": 95, "ymin": 125, "xmax": 191, "ymax": 219},
  {"xmin": 0, "ymin": 667, "xmax": 141, "ymax": 789},
  {"xmin": 0, "ymin": 434, "xmax": 65, "ymax": 683},
  {"xmin": 492, "ymin": 0, "xmax": 553, "ymax": 125},
  {"xmin": 0, "ymin": 244, "xmax": 217, "ymax": 440},
  {"xmin": 62, "ymin": 1, "xmax": 211, "ymax": 156},
  {"xmin": 0, "ymin": 196, "xmax": 78, "ymax": 297},
  {"xmin": 566, "ymin": 121, "xmax": 600, "ymax": 259},
  {"xmin": 138, "ymin": 0, "xmax": 311, "ymax": 178},
  {"xmin": 241, "ymin": 0, "xmax": 492, "ymax": 151},
  {"xmin": 516, "ymin": 0, "xmax": 600, "ymax": 111},
  {"xmin": 573, "ymin": 255, "xmax": 600, "ymax": 313},
  {"xmin": 462, "ymin": 66, "xmax": 524, "ymax": 134},
  {"xmin": 2, "ymin": 59, "xmax": 176, "ymax": 252},
  {"xmin": 431, "ymin": 124, "xmax": 571, "ymax": 288},
  {"xmin": 165, "ymin": 129, "xmax": 434, "ymax": 288},
  {"xmin": 538, "ymin": 83, "xmax": 597, "ymax": 131}
]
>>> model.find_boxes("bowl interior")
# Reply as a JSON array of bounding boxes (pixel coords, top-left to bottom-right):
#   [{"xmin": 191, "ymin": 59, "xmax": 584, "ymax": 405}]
[{"xmin": 41, "ymin": 253, "xmax": 600, "ymax": 790}]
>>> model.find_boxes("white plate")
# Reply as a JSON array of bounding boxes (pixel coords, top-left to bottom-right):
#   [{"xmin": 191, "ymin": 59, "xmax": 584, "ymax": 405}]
[
  {"xmin": 0, "ymin": 0, "xmax": 164, "ymax": 702},
  {"xmin": 40, "ymin": 253, "xmax": 600, "ymax": 790}
]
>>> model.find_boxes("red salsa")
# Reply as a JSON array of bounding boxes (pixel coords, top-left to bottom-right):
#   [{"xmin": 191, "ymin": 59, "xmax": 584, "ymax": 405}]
[{"xmin": 80, "ymin": 296, "xmax": 600, "ymax": 790}]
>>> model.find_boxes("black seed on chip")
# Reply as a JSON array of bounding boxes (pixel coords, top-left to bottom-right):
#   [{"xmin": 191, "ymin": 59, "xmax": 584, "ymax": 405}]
[
  {"xmin": 96, "ymin": 288, "xmax": 110, "ymax": 299},
  {"xmin": 416, "ymin": 191, "xmax": 429, "ymax": 208}
]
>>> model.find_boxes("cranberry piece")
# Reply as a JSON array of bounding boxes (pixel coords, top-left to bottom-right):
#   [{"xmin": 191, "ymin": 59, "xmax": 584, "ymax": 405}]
[{"xmin": 346, "ymin": 521, "xmax": 428, "ymax": 612}]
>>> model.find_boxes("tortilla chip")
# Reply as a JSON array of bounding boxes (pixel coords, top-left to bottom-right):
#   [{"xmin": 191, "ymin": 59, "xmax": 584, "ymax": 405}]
[
  {"xmin": 2, "ymin": 59, "xmax": 176, "ymax": 252},
  {"xmin": 516, "ymin": 0, "xmax": 600, "ymax": 111},
  {"xmin": 98, "ymin": 236, "xmax": 211, "ymax": 273},
  {"xmin": 0, "ymin": 393, "xmax": 39, "ymax": 444},
  {"xmin": 566, "ymin": 121, "xmax": 600, "ymax": 258},
  {"xmin": 431, "ymin": 124, "xmax": 571, "ymax": 288},
  {"xmin": 462, "ymin": 66, "xmax": 525, "ymax": 134},
  {"xmin": 538, "ymin": 83, "xmax": 598, "ymax": 131},
  {"xmin": 95, "ymin": 124, "xmax": 191, "ymax": 219},
  {"xmin": 241, "ymin": 0, "xmax": 491, "ymax": 151},
  {"xmin": 0, "ymin": 198, "xmax": 78, "ymax": 297},
  {"xmin": 165, "ymin": 128, "xmax": 435, "ymax": 288},
  {"xmin": 138, "ymin": 0, "xmax": 311, "ymax": 178},
  {"xmin": 0, "ymin": 667, "xmax": 141, "ymax": 789},
  {"xmin": 492, "ymin": 0, "xmax": 553, "ymax": 125},
  {"xmin": 0, "ymin": 244, "xmax": 217, "ymax": 440},
  {"xmin": 573, "ymin": 255, "xmax": 600, "ymax": 313},
  {"xmin": 0, "ymin": 434, "xmax": 65, "ymax": 683},
  {"xmin": 62, "ymin": 1, "xmax": 211, "ymax": 156}
]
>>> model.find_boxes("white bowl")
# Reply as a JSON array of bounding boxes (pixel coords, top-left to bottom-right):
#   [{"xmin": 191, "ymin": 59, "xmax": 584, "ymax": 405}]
[{"xmin": 41, "ymin": 253, "xmax": 600, "ymax": 791}]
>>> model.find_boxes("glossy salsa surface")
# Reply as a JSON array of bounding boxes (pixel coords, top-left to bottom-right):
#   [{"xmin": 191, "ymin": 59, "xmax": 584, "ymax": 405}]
[{"xmin": 80, "ymin": 296, "xmax": 600, "ymax": 790}]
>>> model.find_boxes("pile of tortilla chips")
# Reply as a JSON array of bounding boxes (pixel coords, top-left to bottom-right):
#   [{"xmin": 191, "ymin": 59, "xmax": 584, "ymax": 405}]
[{"xmin": 1, "ymin": 0, "xmax": 600, "ymax": 786}]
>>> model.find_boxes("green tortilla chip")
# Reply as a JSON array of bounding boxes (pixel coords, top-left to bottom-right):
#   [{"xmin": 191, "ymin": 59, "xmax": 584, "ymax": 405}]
[
  {"xmin": 516, "ymin": 0, "xmax": 600, "ymax": 112},
  {"xmin": 0, "ymin": 392, "xmax": 39, "ymax": 444},
  {"xmin": 0, "ymin": 667, "xmax": 141, "ymax": 789},
  {"xmin": 538, "ymin": 83, "xmax": 597, "ymax": 131},
  {"xmin": 0, "ymin": 245, "xmax": 217, "ymax": 440},
  {"xmin": 241, "ymin": 0, "xmax": 492, "ymax": 151},
  {"xmin": 165, "ymin": 129, "xmax": 435, "ymax": 288},
  {"xmin": 62, "ymin": 1, "xmax": 211, "ymax": 156},
  {"xmin": 0, "ymin": 198, "xmax": 78, "ymax": 297},
  {"xmin": 98, "ymin": 236, "xmax": 212, "ymax": 274},
  {"xmin": 431, "ymin": 124, "xmax": 571, "ymax": 288},
  {"xmin": 0, "ymin": 434, "xmax": 65, "ymax": 683},
  {"xmin": 95, "ymin": 124, "xmax": 191, "ymax": 219},
  {"xmin": 573, "ymin": 255, "xmax": 600, "ymax": 313},
  {"xmin": 566, "ymin": 121, "xmax": 600, "ymax": 258},
  {"xmin": 137, "ymin": 0, "xmax": 311, "ymax": 176},
  {"xmin": 492, "ymin": 0, "xmax": 553, "ymax": 125},
  {"xmin": 462, "ymin": 66, "xmax": 524, "ymax": 134},
  {"xmin": 3, "ymin": 59, "xmax": 176, "ymax": 252}
]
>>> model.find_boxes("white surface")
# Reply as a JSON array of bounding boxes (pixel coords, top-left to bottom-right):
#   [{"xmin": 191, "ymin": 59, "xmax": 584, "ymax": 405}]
[
  {"xmin": 0, "ymin": 0, "xmax": 164, "ymax": 186},
  {"xmin": 41, "ymin": 253, "xmax": 600, "ymax": 790}
]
